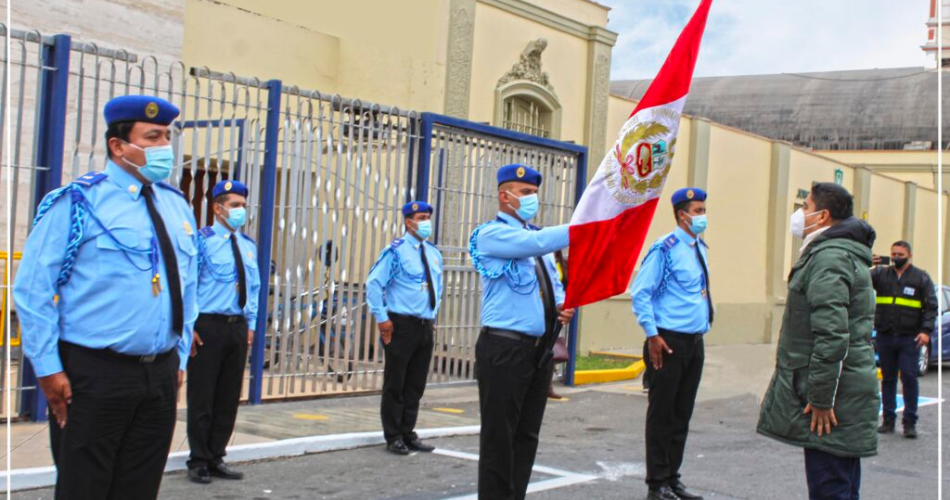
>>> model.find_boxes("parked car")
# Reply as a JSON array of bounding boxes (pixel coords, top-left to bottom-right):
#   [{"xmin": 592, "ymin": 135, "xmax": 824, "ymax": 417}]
[{"xmin": 872, "ymin": 285, "xmax": 950, "ymax": 376}]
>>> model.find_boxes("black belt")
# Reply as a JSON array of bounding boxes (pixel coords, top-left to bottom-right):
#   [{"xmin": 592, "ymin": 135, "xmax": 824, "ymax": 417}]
[
  {"xmin": 657, "ymin": 328, "xmax": 705, "ymax": 343},
  {"xmin": 200, "ymin": 313, "xmax": 246, "ymax": 324},
  {"xmin": 389, "ymin": 312, "xmax": 434, "ymax": 325},
  {"xmin": 63, "ymin": 341, "xmax": 175, "ymax": 364},
  {"xmin": 482, "ymin": 327, "xmax": 542, "ymax": 346}
]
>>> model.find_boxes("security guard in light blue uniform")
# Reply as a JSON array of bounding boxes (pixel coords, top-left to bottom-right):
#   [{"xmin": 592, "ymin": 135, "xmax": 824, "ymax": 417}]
[
  {"xmin": 631, "ymin": 187, "xmax": 711, "ymax": 500},
  {"xmin": 13, "ymin": 95, "xmax": 197, "ymax": 500},
  {"xmin": 187, "ymin": 179, "xmax": 260, "ymax": 484},
  {"xmin": 470, "ymin": 164, "xmax": 573, "ymax": 500},
  {"xmin": 366, "ymin": 200, "xmax": 443, "ymax": 455}
]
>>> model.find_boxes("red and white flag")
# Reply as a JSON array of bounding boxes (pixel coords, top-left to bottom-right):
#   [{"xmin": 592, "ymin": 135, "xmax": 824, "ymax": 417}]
[{"xmin": 565, "ymin": 0, "xmax": 713, "ymax": 308}]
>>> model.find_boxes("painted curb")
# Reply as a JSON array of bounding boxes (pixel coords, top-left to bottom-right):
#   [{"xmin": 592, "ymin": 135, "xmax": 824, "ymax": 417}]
[
  {"xmin": 0, "ymin": 425, "xmax": 481, "ymax": 492},
  {"xmin": 574, "ymin": 359, "xmax": 646, "ymax": 385}
]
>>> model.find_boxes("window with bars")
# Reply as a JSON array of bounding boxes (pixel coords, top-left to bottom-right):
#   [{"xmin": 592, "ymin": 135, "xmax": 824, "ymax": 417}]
[{"xmin": 502, "ymin": 95, "xmax": 551, "ymax": 138}]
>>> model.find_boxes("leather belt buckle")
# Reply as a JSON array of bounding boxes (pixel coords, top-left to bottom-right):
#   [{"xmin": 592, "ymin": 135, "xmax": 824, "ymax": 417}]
[{"xmin": 139, "ymin": 354, "xmax": 157, "ymax": 363}]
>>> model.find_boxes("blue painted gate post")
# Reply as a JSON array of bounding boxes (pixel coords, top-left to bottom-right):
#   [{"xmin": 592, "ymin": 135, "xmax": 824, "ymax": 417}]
[
  {"xmin": 21, "ymin": 34, "xmax": 72, "ymax": 421},
  {"xmin": 564, "ymin": 149, "xmax": 589, "ymax": 387},
  {"xmin": 248, "ymin": 79, "xmax": 282, "ymax": 405}
]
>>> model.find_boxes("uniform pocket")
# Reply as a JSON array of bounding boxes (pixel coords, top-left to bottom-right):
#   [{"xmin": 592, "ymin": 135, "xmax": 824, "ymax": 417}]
[
  {"xmin": 673, "ymin": 267, "xmax": 703, "ymax": 292},
  {"xmin": 176, "ymin": 234, "xmax": 198, "ymax": 277},
  {"xmin": 95, "ymin": 228, "xmax": 151, "ymax": 277}
]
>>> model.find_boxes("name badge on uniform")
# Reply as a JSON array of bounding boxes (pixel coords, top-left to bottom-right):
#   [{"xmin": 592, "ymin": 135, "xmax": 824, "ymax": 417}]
[
  {"xmin": 903, "ymin": 287, "xmax": 915, "ymax": 296},
  {"xmin": 183, "ymin": 221, "xmax": 193, "ymax": 235}
]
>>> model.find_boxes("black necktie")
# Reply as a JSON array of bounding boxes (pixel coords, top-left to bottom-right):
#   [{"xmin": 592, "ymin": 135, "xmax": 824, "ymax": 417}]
[
  {"xmin": 534, "ymin": 256, "xmax": 557, "ymax": 332},
  {"xmin": 231, "ymin": 234, "xmax": 248, "ymax": 309},
  {"xmin": 694, "ymin": 242, "xmax": 714, "ymax": 324},
  {"xmin": 141, "ymin": 184, "xmax": 183, "ymax": 336},
  {"xmin": 419, "ymin": 244, "xmax": 436, "ymax": 310}
]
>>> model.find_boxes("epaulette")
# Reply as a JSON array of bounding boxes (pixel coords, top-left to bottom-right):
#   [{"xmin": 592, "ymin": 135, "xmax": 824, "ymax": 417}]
[
  {"xmin": 660, "ymin": 234, "xmax": 680, "ymax": 252},
  {"xmin": 239, "ymin": 232, "xmax": 256, "ymax": 245},
  {"xmin": 390, "ymin": 238, "xmax": 404, "ymax": 249},
  {"xmin": 73, "ymin": 171, "xmax": 107, "ymax": 187},
  {"xmin": 155, "ymin": 181, "xmax": 187, "ymax": 199},
  {"xmin": 198, "ymin": 227, "xmax": 215, "ymax": 238}
]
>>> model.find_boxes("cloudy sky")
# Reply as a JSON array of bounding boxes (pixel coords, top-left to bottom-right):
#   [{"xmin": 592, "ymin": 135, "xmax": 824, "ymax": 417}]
[{"xmin": 598, "ymin": 0, "xmax": 933, "ymax": 81}]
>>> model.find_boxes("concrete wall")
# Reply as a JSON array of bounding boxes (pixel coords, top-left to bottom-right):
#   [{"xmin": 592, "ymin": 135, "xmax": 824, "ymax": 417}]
[
  {"xmin": 182, "ymin": 0, "xmax": 450, "ymax": 113},
  {"xmin": 578, "ymin": 95, "xmax": 950, "ymax": 354},
  {"xmin": 816, "ymin": 150, "xmax": 940, "ymax": 190}
]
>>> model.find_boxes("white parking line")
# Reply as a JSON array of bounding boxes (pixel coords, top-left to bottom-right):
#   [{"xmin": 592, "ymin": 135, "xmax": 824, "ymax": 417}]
[{"xmin": 433, "ymin": 448, "xmax": 599, "ymax": 499}]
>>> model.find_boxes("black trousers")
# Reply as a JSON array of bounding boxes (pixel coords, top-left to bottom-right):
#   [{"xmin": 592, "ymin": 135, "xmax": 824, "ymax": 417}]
[
  {"xmin": 381, "ymin": 313, "xmax": 435, "ymax": 444},
  {"xmin": 645, "ymin": 330, "xmax": 705, "ymax": 488},
  {"xmin": 49, "ymin": 342, "xmax": 179, "ymax": 500},
  {"xmin": 187, "ymin": 314, "xmax": 248, "ymax": 468},
  {"xmin": 804, "ymin": 448, "xmax": 861, "ymax": 500},
  {"xmin": 476, "ymin": 331, "xmax": 552, "ymax": 500},
  {"xmin": 877, "ymin": 333, "xmax": 919, "ymax": 425}
]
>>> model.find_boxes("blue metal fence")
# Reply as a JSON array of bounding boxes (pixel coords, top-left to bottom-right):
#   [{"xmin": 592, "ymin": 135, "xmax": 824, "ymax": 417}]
[{"xmin": 4, "ymin": 27, "xmax": 588, "ymax": 421}]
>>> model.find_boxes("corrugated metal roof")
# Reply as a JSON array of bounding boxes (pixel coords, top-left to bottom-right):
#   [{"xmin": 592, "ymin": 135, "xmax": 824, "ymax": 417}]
[{"xmin": 610, "ymin": 68, "xmax": 947, "ymax": 150}]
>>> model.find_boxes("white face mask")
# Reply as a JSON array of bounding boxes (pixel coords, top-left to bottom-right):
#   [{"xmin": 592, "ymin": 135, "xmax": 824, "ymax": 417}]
[{"xmin": 789, "ymin": 208, "xmax": 822, "ymax": 239}]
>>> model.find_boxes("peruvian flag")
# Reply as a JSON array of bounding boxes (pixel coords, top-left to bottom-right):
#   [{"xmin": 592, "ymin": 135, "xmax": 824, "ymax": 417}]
[{"xmin": 565, "ymin": 0, "xmax": 713, "ymax": 308}]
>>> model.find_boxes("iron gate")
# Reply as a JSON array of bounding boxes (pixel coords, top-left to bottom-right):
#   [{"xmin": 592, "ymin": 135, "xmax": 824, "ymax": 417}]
[
  {"xmin": 1, "ymin": 26, "xmax": 587, "ymax": 421},
  {"xmin": 420, "ymin": 114, "xmax": 587, "ymax": 386}
]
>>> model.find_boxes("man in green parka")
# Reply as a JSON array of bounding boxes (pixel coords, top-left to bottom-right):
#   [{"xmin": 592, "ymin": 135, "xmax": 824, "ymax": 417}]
[{"xmin": 757, "ymin": 183, "xmax": 879, "ymax": 500}]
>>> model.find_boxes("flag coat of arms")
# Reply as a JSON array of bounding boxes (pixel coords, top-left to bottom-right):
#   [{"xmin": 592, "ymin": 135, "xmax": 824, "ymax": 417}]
[{"xmin": 565, "ymin": 0, "xmax": 713, "ymax": 309}]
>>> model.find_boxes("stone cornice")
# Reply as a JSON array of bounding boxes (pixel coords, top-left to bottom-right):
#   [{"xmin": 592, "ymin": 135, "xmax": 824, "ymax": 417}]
[{"xmin": 479, "ymin": 0, "xmax": 618, "ymax": 46}]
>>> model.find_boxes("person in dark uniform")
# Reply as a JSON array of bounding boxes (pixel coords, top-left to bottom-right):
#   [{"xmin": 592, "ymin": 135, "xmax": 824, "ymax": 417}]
[
  {"xmin": 469, "ymin": 164, "xmax": 575, "ymax": 500},
  {"xmin": 871, "ymin": 241, "xmax": 937, "ymax": 438},
  {"xmin": 13, "ymin": 95, "xmax": 197, "ymax": 500},
  {"xmin": 187, "ymin": 180, "xmax": 261, "ymax": 483},
  {"xmin": 631, "ymin": 187, "xmax": 711, "ymax": 500},
  {"xmin": 366, "ymin": 201, "xmax": 444, "ymax": 455}
]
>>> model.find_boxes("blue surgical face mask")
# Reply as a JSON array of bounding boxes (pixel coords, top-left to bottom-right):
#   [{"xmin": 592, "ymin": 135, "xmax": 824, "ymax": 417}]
[
  {"xmin": 507, "ymin": 191, "xmax": 539, "ymax": 222},
  {"xmin": 225, "ymin": 206, "xmax": 247, "ymax": 229},
  {"xmin": 685, "ymin": 213, "xmax": 708, "ymax": 234},
  {"xmin": 412, "ymin": 220, "xmax": 432, "ymax": 239},
  {"xmin": 121, "ymin": 142, "xmax": 175, "ymax": 183}
]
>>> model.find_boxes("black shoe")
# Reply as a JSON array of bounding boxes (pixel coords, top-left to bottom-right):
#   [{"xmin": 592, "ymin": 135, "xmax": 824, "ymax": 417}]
[
  {"xmin": 670, "ymin": 479, "xmax": 704, "ymax": 500},
  {"xmin": 387, "ymin": 439, "xmax": 411, "ymax": 455},
  {"xmin": 877, "ymin": 420, "xmax": 895, "ymax": 434},
  {"xmin": 188, "ymin": 466, "xmax": 212, "ymax": 485},
  {"xmin": 209, "ymin": 462, "xmax": 244, "ymax": 480},
  {"xmin": 903, "ymin": 423, "xmax": 918, "ymax": 439},
  {"xmin": 405, "ymin": 438, "xmax": 435, "ymax": 452},
  {"xmin": 647, "ymin": 485, "xmax": 679, "ymax": 500}
]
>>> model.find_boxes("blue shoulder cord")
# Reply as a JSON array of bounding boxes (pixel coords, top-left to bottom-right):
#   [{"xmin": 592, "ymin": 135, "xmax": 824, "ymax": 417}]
[
  {"xmin": 648, "ymin": 243, "xmax": 675, "ymax": 299},
  {"xmin": 370, "ymin": 240, "xmax": 426, "ymax": 288},
  {"xmin": 468, "ymin": 217, "xmax": 538, "ymax": 296},
  {"xmin": 33, "ymin": 184, "xmax": 157, "ymax": 287}
]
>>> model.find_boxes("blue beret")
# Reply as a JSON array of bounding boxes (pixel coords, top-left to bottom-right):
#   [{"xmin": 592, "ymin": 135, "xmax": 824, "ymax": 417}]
[
  {"xmin": 497, "ymin": 164, "xmax": 542, "ymax": 187},
  {"xmin": 402, "ymin": 200, "xmax": 433, "ymax": 217},
  {"xmin": 104, "ymin": 95, "xmax": 179, "ymax": 126},
  {"xmin": 671, "ymin": 187, "xmax": 707, "ymax": 205},
  {"xmin": 212, "ymin": 180, "xmax": 249, "ymax": 199}
]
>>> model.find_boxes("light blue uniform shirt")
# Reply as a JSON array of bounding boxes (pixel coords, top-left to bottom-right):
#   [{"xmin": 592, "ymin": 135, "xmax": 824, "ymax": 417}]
[
  {"xmin": 631, "ymin": 226, "xmax": 711, "ymax": 338},
  {"xmin": 196, "ymin": 220, "xmax": 261, "ymax": 326},
  {"xmin": 472, "ymin": 212, "xmax": 568, "ymax": 337},
  {"xmin": 13, "ymin": 161, "xmax": 197, "ymax": 376},
  {"xmin": 366, "ymin": 232, "xmax": 444, "ymax": 323}
]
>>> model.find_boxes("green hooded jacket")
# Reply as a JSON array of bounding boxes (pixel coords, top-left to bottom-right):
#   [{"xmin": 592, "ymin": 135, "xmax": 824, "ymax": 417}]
[{"xmin": 757, "ymin": 217, "xmax": 879, "ymax": 458}]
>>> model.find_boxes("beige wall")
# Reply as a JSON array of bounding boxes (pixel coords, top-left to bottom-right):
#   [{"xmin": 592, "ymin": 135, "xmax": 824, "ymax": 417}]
[
  {"xmin": 467, "ymin": 2, "xmax": 592, "ymax": 144},
  {"xmin": 183, "ymin": 0, "xmax": 450, "ymax": 113},
  {"xmin": 867, "ymin": 174, "xmax": 907, "ymax": 257},
  {"xmin": 704, "ymin": 125, "xmax": 772, "ymax": 344},
  {"xmin": 913, "ymin": 188, "xmax": 942, "ymax": 277},
  {"xmin": 579, "ymin": 94, "xmax": 949, "ymax": 354},
  {"xmin": 816, "ymin": 150, "xmax": 940, "ymax": 190}
]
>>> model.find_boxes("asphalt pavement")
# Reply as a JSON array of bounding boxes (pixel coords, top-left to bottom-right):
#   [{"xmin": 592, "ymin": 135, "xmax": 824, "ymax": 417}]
[{"xmin": 10, "ymin": 362, "xmax": 948, "ymax": 500}]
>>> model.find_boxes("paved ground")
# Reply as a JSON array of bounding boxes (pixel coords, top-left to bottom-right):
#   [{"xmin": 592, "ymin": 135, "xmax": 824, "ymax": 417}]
[{"xmin": 10, "ymin": 355, "xmax": 948, "ymax": 500}]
